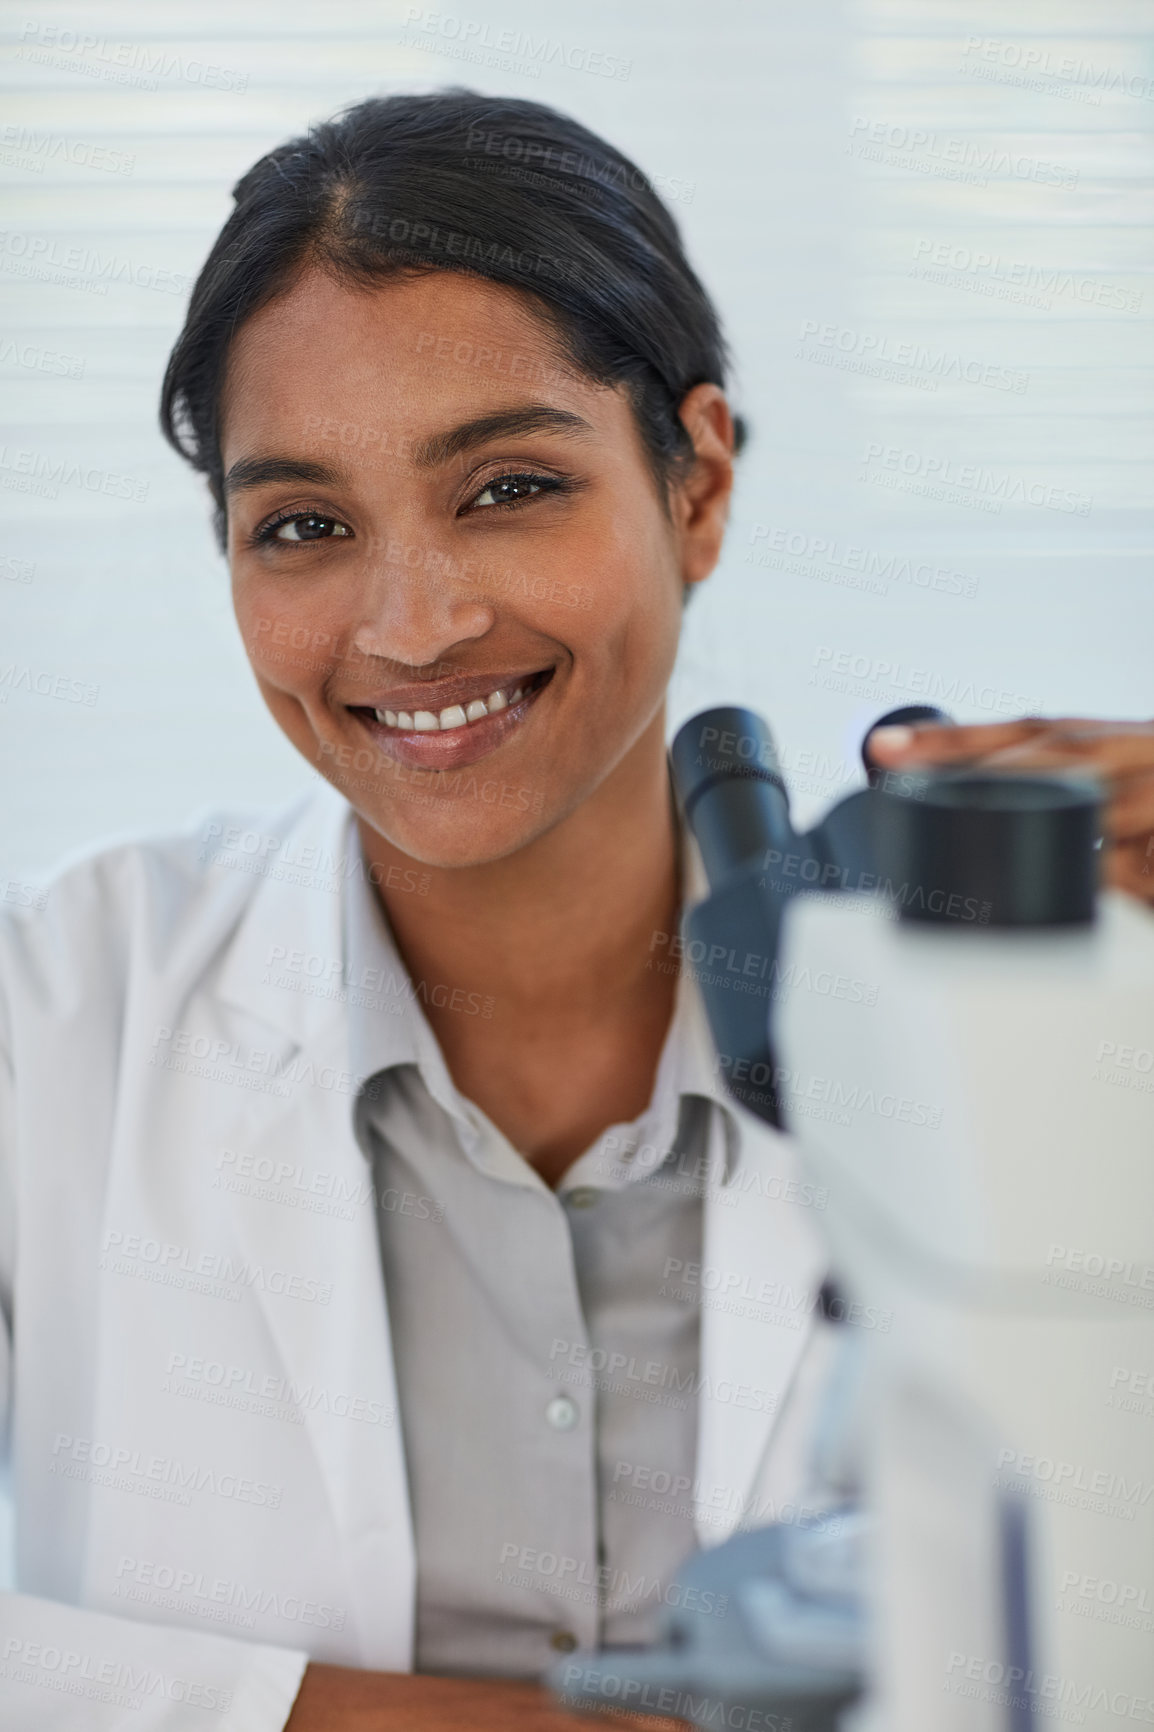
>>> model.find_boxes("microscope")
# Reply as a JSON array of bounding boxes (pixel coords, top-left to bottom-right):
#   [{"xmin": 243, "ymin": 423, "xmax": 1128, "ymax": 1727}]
[{"xmin": 553, "ymin": 707, "xmax": 1154, "ymax": 1732}]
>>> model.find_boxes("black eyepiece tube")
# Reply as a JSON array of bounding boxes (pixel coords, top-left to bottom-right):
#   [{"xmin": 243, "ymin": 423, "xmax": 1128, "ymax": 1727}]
[{"xmin": 670, "ymin": 708, "xmax": 801, "ymax": 887}]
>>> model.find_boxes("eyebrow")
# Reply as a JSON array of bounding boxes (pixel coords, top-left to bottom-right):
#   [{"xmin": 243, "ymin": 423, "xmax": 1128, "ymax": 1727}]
[
  {"xmin": 223, "ymin": 456, "xmax": 342, "ymax": 497},
  {"xmin": 410, "ymin": 404, "xmax": 593, "ymax": 468},
  {"xmin": 222, "ymin": 404, "xmax": 594, "ymax": 497}
]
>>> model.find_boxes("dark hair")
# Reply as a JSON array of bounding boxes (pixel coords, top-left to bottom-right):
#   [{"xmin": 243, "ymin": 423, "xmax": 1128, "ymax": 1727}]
[{"xmin": 160, "ymin": 88, "xmax": 746, "ymax": 551}]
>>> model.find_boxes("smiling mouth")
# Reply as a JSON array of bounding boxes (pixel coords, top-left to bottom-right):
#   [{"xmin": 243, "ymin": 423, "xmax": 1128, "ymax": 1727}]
[
  {"xmin": 348, "ymin": 667, "xmax": 554, "ymax": 770},
  {"xmin": 365, "ymin": 668, "xmax": 551, "ymax": 733}
]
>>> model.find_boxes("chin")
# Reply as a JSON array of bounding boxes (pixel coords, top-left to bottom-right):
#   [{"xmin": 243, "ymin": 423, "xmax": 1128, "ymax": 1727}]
[{"xmin": 350, "ymin": 787, "xmax": 556, "ymax": 871}]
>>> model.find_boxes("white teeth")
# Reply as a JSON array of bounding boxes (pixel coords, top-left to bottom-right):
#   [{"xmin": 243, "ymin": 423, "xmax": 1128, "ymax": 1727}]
[{"xmin": 373, "ymin": 678, "xmax": 540, "ymax": 730}]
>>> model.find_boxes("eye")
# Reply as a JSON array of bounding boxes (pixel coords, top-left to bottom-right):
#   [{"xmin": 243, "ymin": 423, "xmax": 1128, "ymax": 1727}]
[
  {"xmin": 256, "ymin": 512, "xmax": 352, "ymax": 545},
  {"xmin": 468, "ymin": 472, "xmax": 564, "ymax": 510}
]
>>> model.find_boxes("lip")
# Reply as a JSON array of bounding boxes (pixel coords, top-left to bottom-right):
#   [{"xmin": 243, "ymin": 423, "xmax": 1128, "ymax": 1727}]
[
  {"xmin": 348, "ymin": 667, "xmax": 554, "ymax": 771},
  {"xmin": 359, "ymin": 666, "xmax": 551, "ymax": 714}
]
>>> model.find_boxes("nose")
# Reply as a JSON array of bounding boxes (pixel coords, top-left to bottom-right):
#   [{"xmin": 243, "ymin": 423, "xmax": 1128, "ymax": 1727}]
[{"xmin": 350, "ymin": 530, "xmax": 495, "ymax": 668}]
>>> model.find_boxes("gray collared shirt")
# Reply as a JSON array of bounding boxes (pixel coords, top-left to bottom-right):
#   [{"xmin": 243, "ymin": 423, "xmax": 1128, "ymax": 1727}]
[{"xmin": 344, "ymin": 833, "xmax": 736, "ymax": 1677}]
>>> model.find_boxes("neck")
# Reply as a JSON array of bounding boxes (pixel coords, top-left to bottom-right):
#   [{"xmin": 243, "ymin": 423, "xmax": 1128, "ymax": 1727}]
[{"xmin": 356, "ymin": 709, "xmax": 681, "ymax": 1018}]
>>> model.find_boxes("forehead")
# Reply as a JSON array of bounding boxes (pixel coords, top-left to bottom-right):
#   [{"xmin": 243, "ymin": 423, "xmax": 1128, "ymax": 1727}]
[{"xmin": 219, "ymin": 267, "xmax": 608, "ymax": 456}]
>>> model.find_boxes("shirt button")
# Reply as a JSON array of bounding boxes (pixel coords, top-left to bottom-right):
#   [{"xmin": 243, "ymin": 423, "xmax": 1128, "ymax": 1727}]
[
  {"xmin": 565, "ymin": 1187, "xmax": 600, "ymax": 1209},
  {"xmin": 550, "ymin": 1630, "xmax": 579, "ymax": 1653},
  {"xmin": 545, "ymin": 1395, "xmax": 578, "ymax": 1430}
]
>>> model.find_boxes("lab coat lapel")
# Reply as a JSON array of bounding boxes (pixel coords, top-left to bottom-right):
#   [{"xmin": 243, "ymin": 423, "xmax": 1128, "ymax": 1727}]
[
  {"xmin": 220, "ymin": 1018, "xmax": 415, "ymax": 1650},
  {"xmin": 695, "ymin": 1107, "xmax": 827, "ymax": 1543},
  {"xmin": 211, "ymin": 789, "xmax": 416, "ymax": 1658},
  {"xmin": 88, "ymin": 787, "xmax": 414, "ymax": 1664}
]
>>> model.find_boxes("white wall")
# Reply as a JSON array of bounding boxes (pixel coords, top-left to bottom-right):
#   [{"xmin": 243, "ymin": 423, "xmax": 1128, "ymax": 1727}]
[{"xmin": 1, "ymin": 0, "xmax": 1151, "ymax": 861}]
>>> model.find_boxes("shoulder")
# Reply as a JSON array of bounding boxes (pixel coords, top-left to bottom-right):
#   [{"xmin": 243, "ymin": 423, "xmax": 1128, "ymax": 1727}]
[{"xmin": 0, "ymin": 783, "xmax": 352, "ymax": 1024}]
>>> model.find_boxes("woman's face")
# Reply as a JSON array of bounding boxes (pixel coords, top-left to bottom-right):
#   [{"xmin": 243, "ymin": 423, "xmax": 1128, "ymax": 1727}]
[{"xmin": 220, "ymin": 267, "xmax": 731, "ymax": 867}]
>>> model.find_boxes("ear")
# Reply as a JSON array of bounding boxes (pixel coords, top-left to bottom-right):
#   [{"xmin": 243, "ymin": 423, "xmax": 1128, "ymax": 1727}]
[{"xmin": 671, "ymin": 382, "xmax": 736, "ymax": 589}]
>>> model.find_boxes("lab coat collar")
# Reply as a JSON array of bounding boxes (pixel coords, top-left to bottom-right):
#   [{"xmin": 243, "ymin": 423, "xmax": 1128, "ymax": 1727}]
[
  {"xmin": 211, "ymin": 782, "xmax": 378, "ymax": 1049},
  {"xmin": 207, "ymin": 780, "xmax": 824, "ymax": 1548}
]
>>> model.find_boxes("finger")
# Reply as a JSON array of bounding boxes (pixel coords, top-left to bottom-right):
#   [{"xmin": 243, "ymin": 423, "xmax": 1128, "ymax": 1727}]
[
  {"xmin": 866, "ymin": 718, "xmax": 1048, "ymax": 765},
  {"xmin": 972, "ymin": 735, "xmax": 1154, "ymax": 782},
  {"xmin": 1103, "ymin": 837, "xmax": 1154, "ymax": 908},
  {"xmin": 1102, "ymin": 772, "xmax": 1154, "ymax": 842}
]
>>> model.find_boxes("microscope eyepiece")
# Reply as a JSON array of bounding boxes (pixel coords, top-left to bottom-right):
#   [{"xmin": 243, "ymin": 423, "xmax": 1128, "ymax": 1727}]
[
  {"xmin": 874, "ymin": 770, "xmax": 1102, "ymax": 927},
  {"xmin": 861, "ymin": 705, "xmax": 952, "ymax": 786},
  {"xmin": 670, "ymin": 707, "xmax": 798, "ymax": 886}
]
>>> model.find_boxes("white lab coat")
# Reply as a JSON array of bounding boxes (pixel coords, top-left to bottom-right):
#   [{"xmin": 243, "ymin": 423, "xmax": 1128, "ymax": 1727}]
[{"xmin": 0, "ymin": 783, "xmax": 827, "ymax": 1730}]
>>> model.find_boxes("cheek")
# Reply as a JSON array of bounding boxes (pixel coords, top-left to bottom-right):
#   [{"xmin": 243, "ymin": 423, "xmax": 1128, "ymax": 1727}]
[{"xmin": 232, "ymin": 572, "xmax": 342, "ymax": 690}]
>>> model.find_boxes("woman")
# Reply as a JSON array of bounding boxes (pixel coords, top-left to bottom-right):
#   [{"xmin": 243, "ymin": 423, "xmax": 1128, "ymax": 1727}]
[{"xmin": 2, "ymin": 89, "xmax": 1152, "ymax": 1732}]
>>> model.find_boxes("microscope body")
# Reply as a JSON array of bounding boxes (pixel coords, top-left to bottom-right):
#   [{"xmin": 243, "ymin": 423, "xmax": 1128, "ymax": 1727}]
[
  {"xmin": 553, "ymin": 706, "xmax": 1154, "ymax": 1732},
  {"xmin": 775, "ymin": 887, "xmax": 1154, "ymax": 1731}
]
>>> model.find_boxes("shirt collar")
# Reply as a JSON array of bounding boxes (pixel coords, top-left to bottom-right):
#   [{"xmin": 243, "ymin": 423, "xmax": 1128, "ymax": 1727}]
[{"xmin": 342, "ymin": 789, "xmax": 738, "ymax": 1184}]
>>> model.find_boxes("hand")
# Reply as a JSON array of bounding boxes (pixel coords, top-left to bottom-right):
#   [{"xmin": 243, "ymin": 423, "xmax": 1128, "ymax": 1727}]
[
  {"xmin": 283, "ymin": 1662, "xmax": 692, "ymax": 1731},
  {"xmin": 868, "ymin": 717, "xmax": 1154, "ymax": 907}
]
